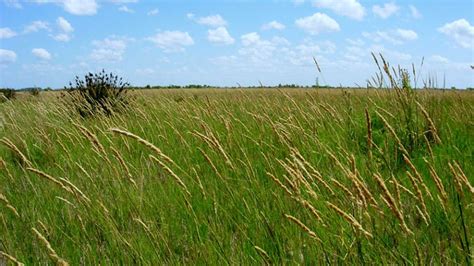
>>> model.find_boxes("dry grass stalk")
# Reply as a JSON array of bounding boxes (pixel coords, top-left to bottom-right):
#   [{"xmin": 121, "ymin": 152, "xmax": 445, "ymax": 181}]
[
  {"xmin": 75, "ymin": 123, "xmax": 108, "ymax": 156},
  {"xmin": 110, "ymin": 146, "xmax": 136, "ymax": 186},
  {"xmin": 192, "ymin": 128, "xmax": 234, "ymax": 169},
  {"xmin": 365, "ymin": 108, "xmax": 373, "ymax": 160},
  {"xmin": 0, "ymin": 251, "xmax": 24, "ymax": 266},
  {"xmin": 32, "ymin": 227, "xmax": 69, "ymax": 266},
  {"xmin": 298, "ymin": 199, "xmax": 325, "ymax": 225},
  {"xmin": 331, "ymin": 178, "xmax": 355, "ymax": 200},
  {"xmin": 416, "ymin": 101, "xmax": 442, "ymax": 144},
  {"xmin": 0, "ymin": 193, "xmax": 20, "ymax": 217},
  {"xmin": 374, "ymin": 110, "xmax": 409, "ymax": 156},
  {"xmin": 293, "ymin": 152, "xmax": 334, "ymax": 195},
  {"xmin": 403, "ymin": 155, "xmax": 434, "ymax": 200},
  {"xmin": 198, "ymin": 147, "xmax": 224, "ymax": 180},
  {"xmin": 192, "ymin": 167, "xmax": 206, "ymax": 198},
  {"xmin": 373, "ymin": 174, "xmax": 412, "ymax": 234},
  {"xmin": 267, "ymin": 172, "xmax": 293, "ymax": 197},
  {"xmin": 26, "ymin": 167, "xmax": 73, "ymax": 194},
  {"xmin": 110, "ymin": 128, "xmax": 174, "ymax": 164},
  {"xmin": 326, "ymin": 201, "xmax": 373, "ymax": 238},
  {"xmin": 150, "ymin": 155, "xmax": 191, "ymax": 197},
  {"xmin": 453, "ymin": 161, "xmax": 474, "ymax": 195},
  {"xmin": 424, "ymin": 159, "xmax": 448, "ymax": 205},
  {"xmin": 406, "ymin": 171, "xmax": 430, "ymax": 224},
  {"xmin": 58, "ymin": 177, "xmax": 91, "ymax": 204},
  {"xmin": 0, "ymin": 137, "xmax": 32, "ymax": 167},
  {"xmin": 284, "ymin": 214, "xmax": 321, "ymax": 242},
  {"xmin": 448, "ymin": 162, "xmax": 464, "ymax": 196},
  {"xmin": 254, "ymin": 246, "xmax": 271, "ymax": 264}
]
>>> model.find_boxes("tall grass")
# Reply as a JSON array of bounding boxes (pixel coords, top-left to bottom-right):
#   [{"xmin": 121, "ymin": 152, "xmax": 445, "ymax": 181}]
[{"xmin": 0, "ymin": 88, "xmax": 472, "ymax": 264}]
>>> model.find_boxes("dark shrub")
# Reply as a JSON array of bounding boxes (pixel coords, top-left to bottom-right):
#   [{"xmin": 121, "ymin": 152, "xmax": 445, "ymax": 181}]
[
  {"xmin": 29, "ymin": 87, "xmax": 41, "ymax": 96},
  {"xmin": 0, "ymin": 89, "xmax": 16, "ymax": 100},
  {"xmin": 65, "ymin": 70, "xmax": 130, "ymax": 117}
]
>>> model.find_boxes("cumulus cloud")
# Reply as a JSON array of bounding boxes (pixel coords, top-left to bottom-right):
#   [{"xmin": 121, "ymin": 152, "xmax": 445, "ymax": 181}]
[
  {"xmin": 52, "ymin": 17, "xmax": 73, "ymax": 42},
  {"xmin": 147, "ymin": 31, "xmax": 194, "ymax": 52},
  {"xmin": 438, "ymin": 19, "xmax": 474, "ymax": 49},
  {"xmin": 90, "ymin": 37, "xmax": 128, "ymax": 62},
  {"xmin": 429, "ymin": 55, "xmax": 449, "ymax": 64},
  {"xmin": 118, "ymin": 5, "xmax": 134, "ymax": 13},
  {"xmin": 208, "ymin": 27, "xmax": 234, "ymax": 45},
  {"xmin": 363, "ymin": 29, "xmax": 418, "ymax": 44},
  {"xmin": 372, "ymin": 2, "xmax": 399, "ymax": 19},
  {"xmin": 0, "ymin": 49, "xmax": 17, "ymax": 64},
  {"xmin": 23, "ymin": 21, "xmax": 50, "ymax": 33},
  {"xmin": 107, "ymin": 0, "xmax": 138, "ymax": 3},
  {"xmin": 4, "ymin": 0, "xmax": 22, "ymax": 8},
  {"xmin": 0, "ymin": 28, "xmax": 17, "ymax": 39},
  {"xmin": 32, "ymin": 48, "xmax": 52, "ymax": 60},
  {"xmin": 57, "ymin": 17, "xmax": 73, "ymax": 33},
  {"xmin": 409, "ymin": 5, "xmax": 422, "ymax": 19},
  {"xmin": 195, "ymin": 15, "xmax": 227, "ymax": 27},
  {"xmin": 295, "ymin": 13, "xmax": 340, "ymax": 35},
  {"xmin": 32, "ymin": 0, "xmax": 98, "ymax": 15},
  {"xmin": 312, "ymin": 0, "xmax": 365, "ymax": 21},
  {"xmin": 147, "ymin": 8, "xmax": 159, "ymax": 16},
  {"xmin": 261, "ymin": 21, "xmax": 286, "ymax": 31},
  {"xmin": 238, "ymin": 33, "xmax": 291, "ymax": 65}
]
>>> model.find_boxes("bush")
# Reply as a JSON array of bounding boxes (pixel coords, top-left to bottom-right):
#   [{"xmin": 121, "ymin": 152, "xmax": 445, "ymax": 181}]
[
  {"xmin": 65, "ymin": 70, "xmax": 130, "ymax": 117},
  {"xmin": 29, "ymin": 88, "xmax": 41, "ymax": 96},
  {"xmin": 0, "ymin": 89, "xmax": 16, "ymax": 100}
]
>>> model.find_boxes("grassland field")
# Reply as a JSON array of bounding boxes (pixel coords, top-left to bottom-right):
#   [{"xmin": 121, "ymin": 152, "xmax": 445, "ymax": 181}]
[{"xmin": 0, "ymin": 88, "xmax": 473, "ymax": 264}]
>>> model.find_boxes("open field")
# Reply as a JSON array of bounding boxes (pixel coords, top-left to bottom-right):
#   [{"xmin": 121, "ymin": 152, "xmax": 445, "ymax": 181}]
[{"xmin": 0, "ymin": 88, "xmax": 473, "ymax": 264}]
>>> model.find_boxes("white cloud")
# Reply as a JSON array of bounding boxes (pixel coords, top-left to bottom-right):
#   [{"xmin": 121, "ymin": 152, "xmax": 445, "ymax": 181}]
[
  {"xmin": 52, "ymin": 33, "xmax": 71, "ymax": 42},
  {"xmin": 118, "ymin": 5, "xmax": 134, "ymax": 13},
  {"xmin": 370, "ymin": 44, "xmax": 412, "ymax": 61},
  {"xmin": 0, "ymin": 49, "xmax": 17, "ymax": 64},
  {"xmin": 293, "ymin": 0, "xmax": 305, "ymax": 5},
  {"xmin": 195, "ymin": 15, "xmax": 227, "ymax": 27},
  {"xmin": 136, "ymin": 68, "xmax": 155, "ymax": 75},
  {"xmin": 186, "ymin": 13, "xmax": 195, "ymax": 19},
  {"xmin": 62, "ymin": 0, "xmax": 98, "ymax": 15},
  {"xmin": 409, "ymin": 5, "xmax": 422, "ymax": 19},
  {"xmin": 32, "ymin": 48, "xmax": 52, "ymax": 60},
  {"xmin": 90, "ymin": 37, "xmax": 128, "ymax": 62},
  {"xmin": 147, "ymin": 31, "xmax": 194, "ymax": 52},
  {"xmin": 346, "ymin": 38, "xmax": 365, "ymax": 46},
  {"xmin": 107, "ymin": 0, "xmax": 138, "ymax": 3},
  {"xmin": 33, "ymin": 0, "xmax": 98, "ymax": 15},
  {"xmin": 51, "ymin": 17, "xmax": 73, "ymax": 42},
  {"xmin": 395, "ymin": 29, "xmax": 418, "ymax": 41},
  {"xmin": 372, "ymin": 2, "xmax": 399, "ymax": 19},
  {"xmin": 239, "ymin": 33, "xmax": 287, "ymax": 65},
  {"xmin": 208, "ymin": 27, "xmax": 234, "ymax": 45},
  {"xmin": 363, "ymin": 29, "xmax": 418, "ymax": 44},
  {"xmin": 57, "ymin": 17, "xmax": 73, "ymax": 33},
  {"xmin": 4, "ymin": 0, "xmax": 22, "ymax": 8},
  {"xmin": 261, "ymin": 21, "xmax": 286, "ymax": 31},
  {"xmin": 438, "ymin": 19, "xmax": 474, "ymax": 49},
  {"xmin": 0, "ymin": 28, "xmax": 17, "ymax": 39},
  {"xmin": 241, "ymin": 32, "xmax": 261, "ymax": 46},
  {"xmin": 295, "ymin": 13, "xmax": 340, "ymax": 35},
  {"xmin": 312, "ymin": 0, "xmax": 365, "ymax": 21},
  {"xmin": 147, "ymin": 8, "xmax": 159, "ymax": 16},
  {"xmin": 429, "ymin": 55, "xmax": 449, "ymax": 64},
  {"xmin": 23, "ymin": 21, "xmax": 50, "ymax": 33}
]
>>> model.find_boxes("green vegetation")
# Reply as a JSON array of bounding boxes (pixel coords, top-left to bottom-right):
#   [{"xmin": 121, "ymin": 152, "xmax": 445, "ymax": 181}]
[
  {"xmin": 64, "ymin": 70, "xmax": 130, "ymax": 117},
  {"xmin": 0, "ymin": 87, "xmax": 473, "ymax": 264}
]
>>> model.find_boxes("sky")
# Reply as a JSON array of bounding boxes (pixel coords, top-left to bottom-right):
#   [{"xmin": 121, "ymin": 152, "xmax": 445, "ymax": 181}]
[{"xmin": 0, "ymin": 0, "xmax": 473, "ymax": 89}]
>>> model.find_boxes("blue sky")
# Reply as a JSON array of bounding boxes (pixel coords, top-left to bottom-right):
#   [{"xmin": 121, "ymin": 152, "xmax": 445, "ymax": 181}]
[{"xmin": 0, "ymin": 0, "xmax": 473, "ymax": 88}]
